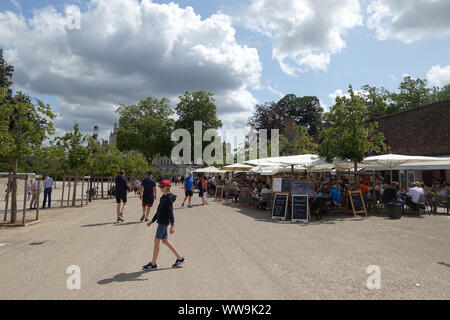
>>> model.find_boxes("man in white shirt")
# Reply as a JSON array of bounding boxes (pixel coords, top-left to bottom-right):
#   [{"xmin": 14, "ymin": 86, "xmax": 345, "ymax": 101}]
[
  {"xmin": 42, "ymin": 174, "xmax": 54, "ymax": 209},
  {"xmin": 406, "ymin": 182, "xmax": 424, "ymax": 213}
]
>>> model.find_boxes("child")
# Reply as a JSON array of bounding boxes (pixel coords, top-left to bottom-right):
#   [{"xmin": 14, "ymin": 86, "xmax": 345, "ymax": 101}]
[{"xmin": 143, "ymin": 180, "xmax": 185, "ymax": 271}]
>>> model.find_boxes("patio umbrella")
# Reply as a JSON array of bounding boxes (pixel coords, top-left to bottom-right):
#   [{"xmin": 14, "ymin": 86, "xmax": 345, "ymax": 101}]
[
  {"xmin": 220, "ymin": 163, "xmax": 254, "ymax": 172},
  {"xmin": 362, "ymin": 154, "xmax": 446, "ymax": 183},
  {"xmin": 194, "ymin": 166, "xmax": 222, "ymax": 174}
]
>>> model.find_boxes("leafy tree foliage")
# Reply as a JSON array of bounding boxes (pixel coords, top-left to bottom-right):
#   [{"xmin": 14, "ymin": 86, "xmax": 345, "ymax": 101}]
[
  {"xmin": 279, "ymin": 125, "xmax": 318, "ymax": 156},
  {"xmin": 116, "ymin": 97, "xmax": 174, "ymax": 163},
  {"xmin": 320, "ymin": 86, "xmax": 386, "ymax": 186}
]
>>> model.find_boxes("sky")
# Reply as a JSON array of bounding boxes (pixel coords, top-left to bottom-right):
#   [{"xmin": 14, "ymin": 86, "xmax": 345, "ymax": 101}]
[{"xmin": 0, "ymin": 0, "xmax": 449, "ymax": 141}]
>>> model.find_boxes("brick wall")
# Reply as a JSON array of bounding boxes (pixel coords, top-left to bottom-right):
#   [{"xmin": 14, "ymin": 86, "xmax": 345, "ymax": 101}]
[{"xmin": 376, "ymin": 100, "xmax": 450, "ymax": 156}]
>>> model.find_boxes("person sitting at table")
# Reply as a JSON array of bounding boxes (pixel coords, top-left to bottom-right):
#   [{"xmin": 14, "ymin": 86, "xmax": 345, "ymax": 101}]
[
  {"xmin": 259, "ymin": 184, "xmax": 271, "ymax": 208},
  {"xmin": 311, "ymin": 184, "xmax": 329, "ymax": 221},
  {"xmin": 383, "ymin": 182, "xmax": 405, "ymax": 205},
  {"xmin": 406, "ymin": 182, "xmax": 425, "ymax": 213},
  {"xmin": 251, "ymin": 183, "xmax": 260, "ymax": 208},
  {"xmin": 360, "ymin": 179, "xmax": 370, "ymax": 200},
  {"xmin": 327, "ymin": 184, "xmax": 341, "ymax": 209}
]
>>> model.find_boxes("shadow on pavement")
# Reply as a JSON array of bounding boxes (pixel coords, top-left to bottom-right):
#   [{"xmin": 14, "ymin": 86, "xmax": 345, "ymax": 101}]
[
  {"xmin": 114, "ymin": 222, "xmax": 143, "ymax": 226},
  {"xmin": 437, "ymin": 262, "xmax": 450, "ymax": 268},
  {"xmin": 81, "ymin": 222, "xmax": 116, "ymax": 227},
  {"xmin": 97, "ymin": 268, "xmax": 178, "ymax": 285}
]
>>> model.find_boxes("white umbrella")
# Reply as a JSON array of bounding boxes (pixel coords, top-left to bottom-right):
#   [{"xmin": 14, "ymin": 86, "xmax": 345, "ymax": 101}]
[
  {"xmin": 220, "ymin": 163, "xmax": 254, "ymax": 172},
  {"xmin": 194, "ymin": 166, "xmax": 222, "ymax": 173},
  {"xmin": 362, "ymin": 154, "xmax": 447, "ymax": 184},
  {"xmin": 362, "ymin": 154, "xmax": 445, "ymax": 169},
  {"xmin": 246, "ymin": 154, "xmax": 327, "ymax": 172}
]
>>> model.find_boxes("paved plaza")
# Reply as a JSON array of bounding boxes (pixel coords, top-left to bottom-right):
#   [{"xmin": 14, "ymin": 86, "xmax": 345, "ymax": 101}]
[{"xmin": 0, "ymin": 186, "xmax": 449, "ymax": 300}]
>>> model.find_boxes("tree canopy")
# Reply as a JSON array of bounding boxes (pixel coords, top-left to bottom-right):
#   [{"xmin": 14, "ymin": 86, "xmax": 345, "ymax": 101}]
[
  {"xmin": 320, "ymin": 86, "xmax": 386, "ymax": 184},
  {"xmin": 116, "ymin": 97, "xmax": 175, "ymax": 163}
]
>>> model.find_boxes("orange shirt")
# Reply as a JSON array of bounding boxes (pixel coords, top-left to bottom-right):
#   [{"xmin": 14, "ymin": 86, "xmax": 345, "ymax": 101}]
[{"xmin": 360, "ymin": 184, "xmax": 369, "ymax": 195}]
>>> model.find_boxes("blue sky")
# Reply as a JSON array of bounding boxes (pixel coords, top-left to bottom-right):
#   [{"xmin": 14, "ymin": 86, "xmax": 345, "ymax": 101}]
[{"xmin": 1, "ymin": 0, "xmax": 449, "ymax": 139}]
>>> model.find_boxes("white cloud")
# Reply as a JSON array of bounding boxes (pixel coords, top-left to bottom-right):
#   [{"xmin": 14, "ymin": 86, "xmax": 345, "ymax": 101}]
[
  {"xmin": 427, "ymin": 65, "xmax": 450, "ymax": 87},
  {"xmin": 0, "ymin": 0, "xmax": 262, "ymax": 137},
  {"xmin": 236, "ymin": 0, "xmax": 362, "ymax": 75},
  {"xmin": 367, "ymin": 0, "xmax": 450, "ymax": 43}
]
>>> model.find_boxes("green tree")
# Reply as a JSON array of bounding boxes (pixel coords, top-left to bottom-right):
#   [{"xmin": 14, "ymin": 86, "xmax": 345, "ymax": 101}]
[
  {"xmin": 53, "ymin": 123, "xmax": 92, "ymax": 206},
  {"xmin": 0, "ymin": 49, "xmax": 14, "ymax": 91},
  {"xmin": 1, "ymin": 91, "xmax": 55, "ymax": 222},
  {"xmin": 122, "ymin": 152, "xmax": 150, "ymax": 176},
  {"xmin": 319, "ymin": 86, "xmax": 386, "ymax": 187},
  {"xmin": 92, "ymin": 143, "xmax": 123, "ymax": 176},
  {"xmin": 175, "ymin": 91, "xmax": 223, "ymax": 131},
  {"xmin": 53, "ymin": 123, "xmax": 92, "ymax": 176},
  {"xmin": 116, "ymin": 97, "xmax": 174, "ymax": 163},
  {"xmin": 279, "ymin": 125, "xmax": 318, "ymax": 156},
  {"xmin": 436, "ymin": 84, "xmax": 450, "ymax": 102},
  {"xmin": 277, "ymin": 94, "xmax": 324, "ymax": 136},
  {"xmin": 361, "ymin": 85, "xmax": 390, "ymax": 117},
  {"xmin": 175, "ymin": 91, "xmax": 223, "ymax": 163},
  {"xmin": 389, "ymin": 76, "xmax": 433, "ymax": 113}
]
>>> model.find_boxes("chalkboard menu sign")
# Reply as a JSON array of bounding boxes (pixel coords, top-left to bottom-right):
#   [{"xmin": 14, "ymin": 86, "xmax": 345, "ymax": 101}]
[
  {"xmin": 348, "ymin": 190, "xmax": 367, "ymax": 216},
  {"xmin": 292, "ymin": 195, "xmax": 309, "ymax": 223},
  {"xmin": 215, "ymin": 186, "xmax": 224, "ymax": 201},
  {"xmin": 281, "ymin": 177, "xmax": 292, "ymax": 193},
  {"xmin": 240, "ymin": 185, "xmax": 250, "ymax": 207},
  {"xmin": 291, "ymin": 180, "xmax": 314, "ymax": 197},
  {"xmin": 272, "ymin": 193, "xmax": 289, "ymax": 220}
]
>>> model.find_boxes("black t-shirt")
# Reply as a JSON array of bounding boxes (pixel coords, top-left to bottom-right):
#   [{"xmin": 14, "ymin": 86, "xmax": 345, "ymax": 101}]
[
  {"xmin": 115, "ymin": 176, "xmax": 128, "ymax": 194},
  {"xmin": 141, "ymin": 178, "xmax": 156, "ymax": 199},
  {"xmin": 384, "ymin": 186, "xmax": 397, "ymax": 202}
]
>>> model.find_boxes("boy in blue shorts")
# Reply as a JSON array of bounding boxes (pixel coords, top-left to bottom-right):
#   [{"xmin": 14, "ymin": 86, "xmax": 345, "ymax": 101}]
[{"xmin": 143, "ymin": 180, "xmax": 185, "ymax": 270}]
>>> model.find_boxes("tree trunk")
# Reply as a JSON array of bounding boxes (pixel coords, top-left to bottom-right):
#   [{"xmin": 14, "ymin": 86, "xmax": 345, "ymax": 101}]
[
  {"xmin": 10, "ymin": 157, "xmax": 18, "ymax": 223},
  {"xmin": 354, "ymin": 160, "xmax": 359, "ymax": 191}
]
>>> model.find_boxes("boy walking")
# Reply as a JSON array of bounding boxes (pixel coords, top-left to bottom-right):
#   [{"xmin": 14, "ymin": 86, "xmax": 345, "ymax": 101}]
[{"xmin": 143, "ymin": 180, "xmax": 185, "ymax": 271}]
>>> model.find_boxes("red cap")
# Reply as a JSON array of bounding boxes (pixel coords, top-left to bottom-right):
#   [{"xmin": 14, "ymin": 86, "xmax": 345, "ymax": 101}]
[{"xmin": 159, "ymin": 180, "xmax": 171, "ymax": 188}]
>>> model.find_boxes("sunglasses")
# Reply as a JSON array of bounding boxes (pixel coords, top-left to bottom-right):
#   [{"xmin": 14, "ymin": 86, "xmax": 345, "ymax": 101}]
[{"xmin": 159, "ymin": 185, "xmax": 168, "ymax": 188}]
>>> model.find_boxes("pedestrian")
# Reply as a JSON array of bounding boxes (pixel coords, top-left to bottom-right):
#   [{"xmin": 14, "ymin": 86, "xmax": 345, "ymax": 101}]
[
  {"xmin": 143, "ymin": 179, "xmax": 185, "ymax": 271},
  {"xmin": 181, "ymin": 172, "xmax": 194, "ymax": 208},
  {"xmin": 4, "ymin": 178, "xmax": 12, "ymax": 201},
  {"xmin": 115, "ymin": 170, "xmax": 129, "ymax": 222},
  {"xmin": 140, "ymin": 171, "xmax": 157, "ymax": 222},
  {"xmin": 29, "ymin": 179, "xmax": 42, "ymax": 209},
  {"xmin": 201, "ymin": 176, "xmax": 209, "ymax": 205},
  {"xmin": 42, "ymin": 174, "xmax": 54, "ymax": 209},
  {"xmin": 134, "ymin": 179, "xmax": 141, "ymax": 194},
  {"xmin": 27, "ymin": 179, "xmax": 32, "ymax": 201}
]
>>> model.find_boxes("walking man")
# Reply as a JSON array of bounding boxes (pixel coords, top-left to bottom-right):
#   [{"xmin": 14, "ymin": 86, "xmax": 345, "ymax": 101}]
[
  {"xmin": 140, "ymin": 171, "xmax": 157, "ymax": 222},
  {"xmin": 42, "ymin": 174, "xmax": 54, "ymax": 209},
  {"xmin": 115, "ymin": 170, "xmax": 128, "ymax": 222},
  {"xmin": 181, "ymin": 172, "xmax": 194, "ymax": 208}
]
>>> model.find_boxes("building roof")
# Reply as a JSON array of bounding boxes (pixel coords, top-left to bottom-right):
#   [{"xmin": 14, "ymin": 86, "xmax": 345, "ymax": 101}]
[{"xmin": 375, "ymin": 99, "xmax": 450, "ymax": 156}]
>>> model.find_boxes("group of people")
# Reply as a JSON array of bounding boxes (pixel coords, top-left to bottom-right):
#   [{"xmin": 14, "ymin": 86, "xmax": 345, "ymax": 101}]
[
  {"xmin": 114, "ymin": 170, "xmax": 185, "ymax": 271},
  {"xmin": 4, "ymin": 174, "xmax": 55, "ymax": 209}
]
